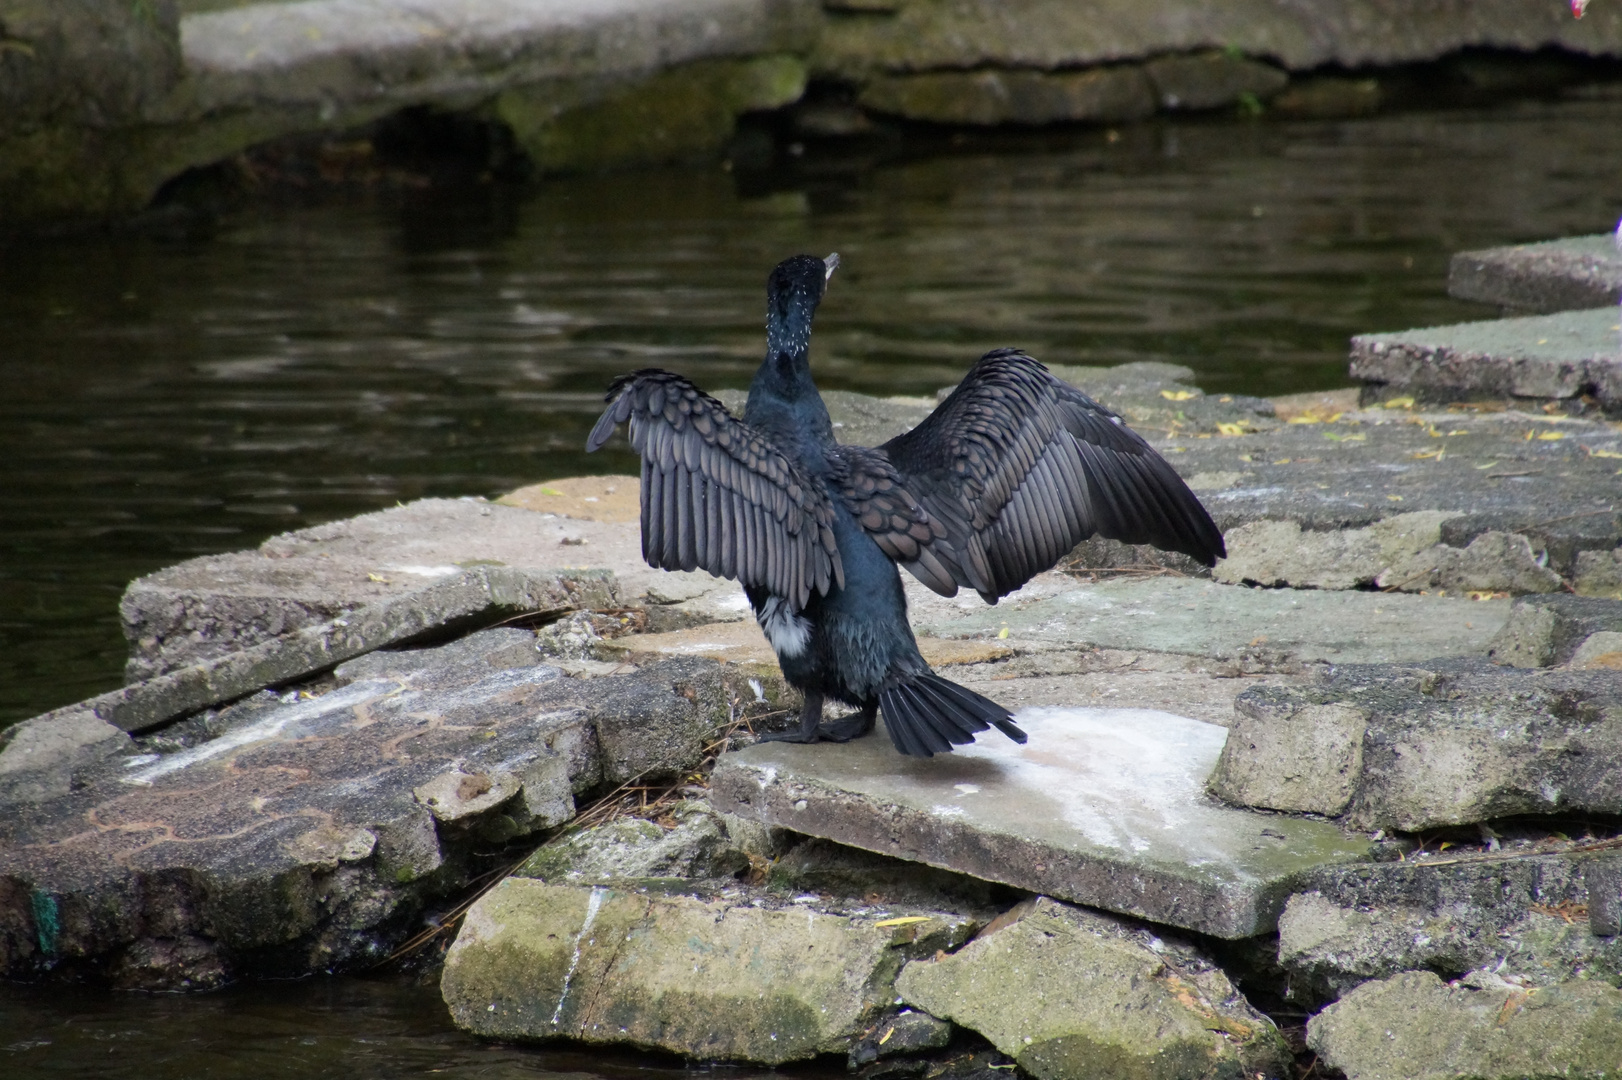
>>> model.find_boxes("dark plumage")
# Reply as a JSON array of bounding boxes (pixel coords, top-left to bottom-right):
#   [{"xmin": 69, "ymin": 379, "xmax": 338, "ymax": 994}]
[{"xmin": 587, "ymin": 253, "xmax": 1226, "ymax": 757}]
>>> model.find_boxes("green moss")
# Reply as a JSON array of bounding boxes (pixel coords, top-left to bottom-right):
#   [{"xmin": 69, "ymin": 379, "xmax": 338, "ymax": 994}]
[{"xmin": 498, "ymin": 54, "xmax": 807, "ymax": 173}]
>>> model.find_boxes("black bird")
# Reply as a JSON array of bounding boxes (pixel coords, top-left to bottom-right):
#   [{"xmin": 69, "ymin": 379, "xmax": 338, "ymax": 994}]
[{"xmin": 586, "ymin": 254, "xmax": 1225, "ymax": 757}]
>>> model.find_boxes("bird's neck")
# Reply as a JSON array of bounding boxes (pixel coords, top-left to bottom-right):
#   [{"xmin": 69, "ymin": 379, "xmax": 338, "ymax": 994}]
[{"xmin": 745, "ymin": 345, "xmax": 834, "ymax": 460}]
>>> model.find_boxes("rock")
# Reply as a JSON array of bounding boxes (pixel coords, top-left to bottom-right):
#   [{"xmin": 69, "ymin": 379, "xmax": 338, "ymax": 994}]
[
  {"xmin": 848, "ymin": 1008, "xmax": 954, "ymax": 1069},
  {"xmin": 713, "ymin": 388, "xmax": 937, "ymax": 450},
  {"xmin": 1212, "ymin": 659, "xmax": 1622, "ymax": 831},
  {"xmin": 896, "ymin": 897, "xmax": 1290, "ymax": 1080},
  {"xmin": 0, "ymin": 0, "xmax": 184, "ymax": 226},
  {"xmin": 1213, "ymin": 512, "xmax": 1461, "ymax": 591},
  {"xmin": 515, "ymin": 800, "xmax": 751, "ymax": 883},
  {"xmin": 1449, "ymin": 232, "xmax": 1622, "ymax": 314},
  {"xmin": 496, "ymin": 475, "xmax": 640, "ymax": 522},
  {"xmin": 857, "ymin": 66, "xmax": 1155, "ymax": 126},
  {"xmin": 597, "ymin": 618, "xmax": 1012, "ymax": 675},
  {"xmin": 0, "ymin": 627, "xmax": 757, "ymax": 986},
  {"xmin": 1279, "ymin": 845, "xmax": 1622, "ymax": 1004},
  {"xmin": 1307, "ymin": 970, "xmax": 1622, "ymax": 1080},
  {"xmin": 1267, "ymin": 75, "xmax": 1382, "ymax": 118},
  {"xmin": 811, "ymin": 0, "xmax": 1622, "ymax": 82},
  {"xmin": 440, "ymin": 877, "xmax": 974, "ymax": 1063},
  {"xmin": 496, "ymin": 54, "xmax": 807, "ymax": 171},
  {"xmin": 1576, "ymin": 547, "xmax": 1622, "ymax": 599},
  {"xmin": 1046, "ymin": 362, "xmax": 1279, "ymax": 438},
  {"xmin": 1143, "ymin": 51, "xmax": 1288, "ymax": 111},
  {"xmin": 712, "ymin": 706, "xmax": 1373, "ymax": 939},
  {"xmin": 911, "ymin": 576, "xmax": 1512, "ymax": 671},
  {"xmin": 1571, "ymin": 631, "xmax": 1622, "ymax": 670},
  {"xmin": 120, "ymin": 497, "xmax": 626, "ymax": 680},
  {"xmin": 1375, "ymin": 529, "xmax": 1565, "ymax": 595},
  {"xmin": 1486, "ymin": 593, "xmax": 1622, "ymax": 667},
  {"xmin": 0, "ymin": 709, "xmax": 130, "ymax": 807},
  {"xmin": 62, "ymin": 560, "xmax": 613, "ymax": 736},
  {"xmin": 769, "ymin": 838, "xmax": 1009, "ymax": 914},
  {"xmin": 1350, "ymin": 306, "xmax": 1622, "ymax": 412}
]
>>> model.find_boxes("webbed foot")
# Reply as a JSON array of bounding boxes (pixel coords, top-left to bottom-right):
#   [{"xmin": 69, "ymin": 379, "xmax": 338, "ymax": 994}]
[{"xmin": 814, "ymin": 704, "xmax": 878, "ymax": 743}]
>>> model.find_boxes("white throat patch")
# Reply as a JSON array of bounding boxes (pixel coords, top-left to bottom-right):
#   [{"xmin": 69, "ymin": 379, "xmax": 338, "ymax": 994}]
[{"xmin": 756, "ymin": 596, "xmax": 812, "ymax": 659}]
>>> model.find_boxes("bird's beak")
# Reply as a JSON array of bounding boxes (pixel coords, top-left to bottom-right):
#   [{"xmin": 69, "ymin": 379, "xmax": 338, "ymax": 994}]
[{"xmin": 824, "ymin": 253, "xmax": 840, "ymax": 280}]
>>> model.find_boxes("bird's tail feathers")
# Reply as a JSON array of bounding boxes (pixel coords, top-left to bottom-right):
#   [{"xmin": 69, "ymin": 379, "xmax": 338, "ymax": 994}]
[{"xmin": 878, "ymin": 674, "xmax": 1025, "ymax": 758}]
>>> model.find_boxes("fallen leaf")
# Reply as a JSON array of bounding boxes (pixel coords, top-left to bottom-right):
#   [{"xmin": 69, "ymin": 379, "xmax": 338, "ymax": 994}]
[
  {"xmin": 1387, "ymin": 495, "xmax": 1404, "ymax": 501},
  {"xmin": 873, "ymin": 916, "xmax": 932, "ymax": 928},
  {"xmin": 1160, "ymin": 389, "xmax": 1196, "ymax": 401},
  {"xmin": 1323, "ymin": 431, "xmax": 1365, "ymax": 442},
  {"xmin": 367, "ymin": 573, "xmax": 391, "ymax": 583},
  {"xmin": 1383, "ymin": 396, "xmax": 1415, "ymax": 409},
  {"xmin": 1216, "ymin": 422, "xmax": 1250, "ymax": 436},
  {"xmin": 1537, "ymin": 431, "xmax": 1566, "ymax": 441},
  {"xmin": 1584, "ymin": 447, "xmax": 1622, "ymax": 459},
  {"xmin": 997, "ymin": 627, "xmax": 1009, "ymax": 640}
]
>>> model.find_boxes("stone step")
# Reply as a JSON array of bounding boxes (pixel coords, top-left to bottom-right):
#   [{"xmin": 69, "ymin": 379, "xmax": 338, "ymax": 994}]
[
  {"xmin": 1350, "ymin": 305, "xmax": 1622, "ymax": 412},
  {"xmin": 1449, "ymin": 231, "xmax": 1622, "ymax": 313},
  {"xmin": 710, "ymin": 707, "xmax": 1375, "ymax": 939}
]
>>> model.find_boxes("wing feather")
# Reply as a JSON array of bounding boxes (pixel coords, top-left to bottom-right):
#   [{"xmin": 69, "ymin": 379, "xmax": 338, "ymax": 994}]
[
  {"xmin": 586, "ymin": 370, "xmax": 841, "ymax": 605},
  {"xmin": 878, "ymin": 348, "xmax": 1226, "ymax": 602}
]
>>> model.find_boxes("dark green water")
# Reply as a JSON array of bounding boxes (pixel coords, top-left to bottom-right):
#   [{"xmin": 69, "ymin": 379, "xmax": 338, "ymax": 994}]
[{"xmin": 3, "ymin": 94, "xmax": 1622, "ymax": 1075}]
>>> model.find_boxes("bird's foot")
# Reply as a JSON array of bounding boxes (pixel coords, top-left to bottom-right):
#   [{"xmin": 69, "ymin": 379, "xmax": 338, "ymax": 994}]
[
  {"xmin": 758, "ymin": 729, "xmax": 822, "ymax": 745},
  {"xmin": 815, "ymin": 709, "xmax": 877, "ymax": 743}
]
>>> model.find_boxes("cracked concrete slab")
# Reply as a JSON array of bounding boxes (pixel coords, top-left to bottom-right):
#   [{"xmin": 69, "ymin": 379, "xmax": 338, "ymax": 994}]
[
  {"xmin": 711, "ymin": 707, "xmax": 1373, "ymax": 938},
  {"xmin": 1449, "ymin": 232, "xmax": 1622, "ymax": 314}
]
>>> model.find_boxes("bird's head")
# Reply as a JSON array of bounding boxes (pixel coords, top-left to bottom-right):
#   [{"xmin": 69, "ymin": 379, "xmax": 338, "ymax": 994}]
[{"xmin": 766, "ymin": 253, "xmax": 838, "ymax": 359}]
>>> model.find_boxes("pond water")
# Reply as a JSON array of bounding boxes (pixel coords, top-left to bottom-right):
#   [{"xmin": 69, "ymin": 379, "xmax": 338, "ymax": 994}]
[{"xmin": 3, "ymin": 93, "xmax": 1622, "ymax": 1074}]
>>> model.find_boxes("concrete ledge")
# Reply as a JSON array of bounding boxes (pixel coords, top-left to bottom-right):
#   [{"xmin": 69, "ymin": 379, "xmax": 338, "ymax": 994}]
[{"xmin": 1449, "ymin": 232, "xmax": 1622, "ymax": 314}]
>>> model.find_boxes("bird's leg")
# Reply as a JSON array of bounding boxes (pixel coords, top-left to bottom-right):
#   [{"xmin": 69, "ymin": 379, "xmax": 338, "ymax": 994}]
[
  {"xmin": 760, "ymin": 691, "xmax": 825, "ymax": 744},
  {"xmin": 817, "ymin": 701, "xmax": 877, "ymax": 743}
]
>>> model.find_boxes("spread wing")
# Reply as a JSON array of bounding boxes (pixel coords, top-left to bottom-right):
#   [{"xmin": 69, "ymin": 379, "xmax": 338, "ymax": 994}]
[
  {"xmin": 879, "ymin": 348, "xmax": 1226, "ymax": 603},
  {"xmin": 587, "ymin": 370, "xmax": 843, "ymax": 607},
  {"xmin": 827, "ymin": 444, "xmax": 958, "ymax": 597}
]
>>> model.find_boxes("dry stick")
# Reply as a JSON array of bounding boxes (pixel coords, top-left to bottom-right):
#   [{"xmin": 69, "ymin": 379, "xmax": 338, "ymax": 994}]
[{"xmin": 1400, "ymin": 834, "xmax": 1622, "ymax": 870}]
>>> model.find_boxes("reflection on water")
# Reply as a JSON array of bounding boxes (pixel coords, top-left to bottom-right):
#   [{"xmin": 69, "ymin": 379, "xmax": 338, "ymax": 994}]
[
  {"xmin": 0, "ymin": 975, "xmax": 810, "ymax": 1080},
  {"xmin": 3, "ymin": 99, "xmax": 1622, "ymax": 728}
]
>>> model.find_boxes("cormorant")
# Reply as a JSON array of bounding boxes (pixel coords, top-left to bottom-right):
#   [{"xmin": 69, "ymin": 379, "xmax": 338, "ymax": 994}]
[{"xmin": 586, "ymin": 253, "xmax": 1225, "ymax": 757}]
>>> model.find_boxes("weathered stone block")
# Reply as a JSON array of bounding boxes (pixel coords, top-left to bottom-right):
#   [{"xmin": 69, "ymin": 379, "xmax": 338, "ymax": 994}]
[
  {"xmin": 515, "ymin": 799, "xmax": 751, "ymax": 883},
  {"xmin": 1143, "ymin": 50, "xmax": 1287, "ymax": 110},
  {"xmin": 713, "ymin": 707, "xmax": 1373, "ymax": 939},
  {"xmin": 0, "ymin": 709, "xmax": 129, "ymax": 808},
  {"xmin": 1575, "ymin": 547, "xmax": 1622, "ymax": 599},
  {"xmin": 1213, "ymin": 512, "xmax": 1459, "ymax": 591},
  {"xmin": 1487, "ymin": 592, "xmax": 1622, "ymax": 667},
  {"xmin": 1450, "ymin": 232, "xmax": 1622, "ymax": 314},
  {"xmin": 1375, "ymin": 530, "xmax": 1564, "ymax": 595},
  {"xmin": 441, "ymin": 877, "xmax": 973, "ymax": 1063},
  {"xmin": 1216, "ymin": 660, "xmax": 1622, "ymax": 831},
  {"xmin": 1209, "ymin": 701, "xmax": 1367, "ymax": 816},
  {"xmin": 896, "ymin": 897, "xmax": 1290, "ymax": 1080},
  {"xmin": 497, "ymin": 54, "xmax": 807, "ymax": 172},
  {"xmin": 1308, "ymin": 970, "xmax": 1622, "ymax": 1080},
  {"xmin": 1350, "ymin": 306, "xmax": 1622, "ymax": 411},
  {"xmin": 858, "ymin": 66, "xmax": 1155, "ymax": 126}
]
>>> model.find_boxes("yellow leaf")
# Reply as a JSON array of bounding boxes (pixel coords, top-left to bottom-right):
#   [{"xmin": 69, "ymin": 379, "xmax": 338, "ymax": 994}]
[
  {"xmin": 1387, "ymin": 495, "xmax": 1404, "ymax": 501},
  {"xmin": 1383, "ymin": 397, "xmax": 1415, "ymax": 409},
  {"xmin": 1475, "ymin": 461, "xmax": 1498, "ymax": 469},
  {"xmin": 997, "ymin": 627, "xmax": 1009, "ymax": 640},
  {"xmin": 1537, "ymin": 431, "xmax": 1565, "ymax": 441},
  {"xmin": 874, "ymin": 916, "xmax": 932, "ymax": 928},
  {"xmin": 1286, "ymin": 416, "xmax": 1320, "ymax": 424},
  {"xmin": 1160, "ymin": 389, "xmax": 1196, "ymax": 401},
  {"xmin": 1323, "ymin": 431, "xmax": 1365, "ymax": 442},
  {"xmin": 1216, "ymin": 422, "xmax": 1249, "ymax": 436},
  {"xmin": 367, "ymin": 573, "xmax": 391, "ymax": 583},
  {"xmin": 1587, "ymin": 448, "xmax": 1622, "ymax": 459},
  {"xmin": 539, "ymin": 487, "xmax": 565, "ymax": 496}
]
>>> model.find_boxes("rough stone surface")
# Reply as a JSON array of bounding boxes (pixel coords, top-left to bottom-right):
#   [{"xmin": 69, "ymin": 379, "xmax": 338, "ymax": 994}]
[
  {"xmin": 0, "ymin": 0, "xmax": 185, "ymax": 226},
  {"xmin": 857, "ymin": 66, "xmax": 1156, "ymax": 126},
  {"xmin": 496, "ymin": 53, "xmax": 807, "ymax": 170},
  {"xmin": 0, "ymin": 629, "xmax": 756, "ymax": 987},
  {"xmin": 712, "ymin": 707, "xmax": 1373, "ymax": 938},
  {"xmin": 514, "ymin": 799, "xmax": 752, "ymax": 884},
  {"xmin": 912, "ymin": 576, "xmax": 1512, "ymax": 670},
  {"xmin": 1450, "ymin": 232, "xmax": 1622, "ymax": 314},
  {"xmin": 1143, "ymin": 51, "xmax": 1288, "ymax": 111},
  {"xmin": 1213, "ymin": 659, "xmax": 1622, "ymax": 831},
  {"xmin": 1307, "ymin": 970, "xmax": 1622, "ymax": 1080},
  {"xmin": 440, "ymin": 877, "xmax": 974, "ymax": 1063},
  {"xmin": 1279, "ymin": 846, "xmax": 1622, "ymax": 1004},
  {"xmin": 1350, "ymin": 305, "xmax": 1622, "ymax": 410},
  {"xmin": 1576, "ymin": 547, "xmax": 1622, "ymax": 599},
  {"xmin": 120, "ymin": 497, "xmax": 628, "ymax": 679},
  {"xmin": 1487, "ymin": 592, "xmax": 1622, "ymax": 667},
  {"xmin": 0, "ymin": 710, "xmax": 130, "ymax": 808},
  {"xmin": 812, "ymin": 0, "xmax": 1622, "ymax": 82},
  {"xmin": 896, "ymin": 897, "xmax": 1290, "ymax": 1080}
]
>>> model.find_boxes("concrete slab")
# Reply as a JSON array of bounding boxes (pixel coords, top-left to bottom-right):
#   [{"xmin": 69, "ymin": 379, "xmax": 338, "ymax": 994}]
[
  {"xmin": 911, "ymin": 577, "xmax": 1512, "ymax": 670},
  {"xmin": 0, "ymin": 630, "xmax": 762, "ymax": 987},
  {"xmin": 1350, "ymin": 306, "xmax": 1622, "ymax": 410},
  {"xmin": 598, "ymin": 619, "xmax": 1014, "ymax": 672},
  {"xmin": 711, "ymin": 707, "xmax": 1374, "ymax": 938},
  {"xmin": 1449, "ymin": 232, "xmax": 1622, "ymax": 314}
]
